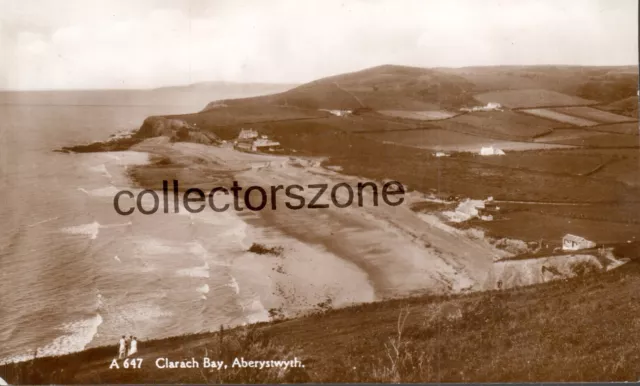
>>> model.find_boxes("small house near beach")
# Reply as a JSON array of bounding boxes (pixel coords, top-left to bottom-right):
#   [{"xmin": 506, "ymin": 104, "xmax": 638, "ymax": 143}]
[{"xmin": 562, "ymin": 234, "xmax": 596, "ymax": 251}]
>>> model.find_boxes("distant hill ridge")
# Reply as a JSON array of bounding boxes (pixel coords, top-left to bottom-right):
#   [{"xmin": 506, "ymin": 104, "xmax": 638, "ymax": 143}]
[{"xmin": 201, "ymin": 64, "xmax": 638, "ymax": 112}]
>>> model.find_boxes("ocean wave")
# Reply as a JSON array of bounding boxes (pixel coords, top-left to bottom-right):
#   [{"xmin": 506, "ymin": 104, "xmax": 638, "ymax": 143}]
[
  {"xmin": 135, "ymin": 238, "xmax": 185, "ymax": 255},
  {"xmin": 62, "ymin": 221, "xmax": 131, "ymax": 240},
  {"xmin": 26, "ymin": 216, "xmax": 60, "ymax": 228},
  {"xmin": 39, "ymin": 314, "xmax": 104, "ymax": 357},
  {"xmin": 196, "ymin": 284, "xmax": 210, "ymax": 294},
  {"xmin": 176, "ymin": 262, "xmax": 210, "ymax": 278},
  {"xmin": 77, "ymin": 186, "xmax": 121, "ymax": 197},
  {"xmin": 103, "ymin": 151, "xmax": 150, "ymax": 166},
  {"xmin": 242, "ymin": 299, "xmax": 270, "ymax": 324},
  {"xmin": 114, "ymin": 302, "xmax": 171, "ymax": 325},
  {"xmin": 229, "ymin": 275, "xmax": 240, "ymax": 295},
  {"xmin": 88, "ymin": 164, "xmax": 112, "ymax": 179},
  {"xmin": 0, "ymin": 314, "xmax": 103, "ymax": 365},
  {"xmin": 62, "ymin": 221, "xmax": 101, "ymax": 240}
]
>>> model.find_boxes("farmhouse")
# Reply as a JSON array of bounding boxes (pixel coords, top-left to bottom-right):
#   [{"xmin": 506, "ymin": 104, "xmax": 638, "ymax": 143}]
[
  {"xmin": 252, "ymin": 138, "xmax": 281, "ymax": 152},
  {"xmin": 234, "ymin": 129, "xmax": 281, "ymax": 152},
  {"xmin": 238, "ymin": 128, "xmax": 259, "ymax": 140},
  {"xmin": 460, "ymin": 102, "xmax": 503, "ymax": 112},
  {"xmin": 562, "ymin": 234, "xmax": 596, "ymax": 251},
  {"xmin": 321, "ymin": 109, "xmax": 352, "ymax": 117},
  {"xmin": 479, "ymin": 146, "xmax": 505, "ymax": 156}
]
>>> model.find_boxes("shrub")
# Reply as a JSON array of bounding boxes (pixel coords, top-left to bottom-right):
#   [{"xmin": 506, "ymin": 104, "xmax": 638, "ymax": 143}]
[{"xmin": 248, "ymin": 243, "xmax": 284, "ymax": 256}]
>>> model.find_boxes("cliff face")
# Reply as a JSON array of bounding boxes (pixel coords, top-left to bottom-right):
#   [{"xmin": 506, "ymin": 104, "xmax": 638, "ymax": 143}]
[
  {"xmin": 136, "ymin": 116, "xmax": 220, "ymax": 144},
  {"xmin": 55, "ymin": 116, "xmax": 220, "ymax": 154}
]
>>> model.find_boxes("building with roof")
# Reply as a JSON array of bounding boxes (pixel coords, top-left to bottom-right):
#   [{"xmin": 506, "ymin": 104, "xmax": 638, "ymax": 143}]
[
  {"xmin": 238, "ymin": 128, "xmax": 258, "ymax": 140},
  {"xmin": 562, "ymin": 234, "xmax": 596, "ymax": 251},
  {"xmin": 479, "ymin": 146, "xmax": 505, "ymax": 156}
]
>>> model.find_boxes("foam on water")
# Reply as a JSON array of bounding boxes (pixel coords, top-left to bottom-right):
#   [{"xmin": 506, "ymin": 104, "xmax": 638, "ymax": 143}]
[
  {"xmin": 62, "ymin": 221, "xmax": 101, "ymax": 240},
  {"xmin": 196, "ymin": 284, "xmax": 210, "ymax": 294},
  {"xmin": 242, "ymin": 299, "xmax": 270, "ymax": 324},
  {"xmin": 62, "ymin": 221, "xmax": 131, "ymax": 240},
  {"xmin": 107, "ymin": 302, "xmax": 172, "ymax": 332},
  {"xmin": 228, "ymin": 275, "xmax": 240, "ymax": 295},
  {"xmin": 135, "ymin": 238, "xmax": 186, "ymax": 255},
  {"xmin": 26, "ymin": 216, "xmax": 60, "ymax": 228},
  {"xmin": 176, "ymin": 262, "xmax": 210, "ymax": 278},
  {"xmin": 1, "ymin": 314, "xmax": 104, "ymax": 365},
  {"xmin": 77, "ymin": 186, "xmax": 122, "ymax": 197},
  {"xmin": 88, "ymin": 164, "xmax": 112, "ymax": 179},
  {"xmin": 103, "ymin": 151, "xmax": 150, "ymax": 166}
]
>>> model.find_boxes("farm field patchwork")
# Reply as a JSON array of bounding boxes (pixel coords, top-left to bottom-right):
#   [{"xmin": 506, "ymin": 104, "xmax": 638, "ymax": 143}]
[
  {"xmin": 455, "ymin": 151, "xmax": 608, "ymax": 176},
  {"xmin": 583, "ymin": 122, "xmax": 639, "ymax": 135},
  {"xmin": 591, "ymin": 155, "xmax": 640, "ymax": 187},
  {"xmin": 536, "ymin": 130, "xmax": 639, "ymax": 148},
  {"xmin": 534, "ymin": 128, "xmax": 603, "ymax": 142},
  {"xmin": 520, "ymin": 108, "xmax": 599, "ymax": 126},
  {"xmin": 361, "ymin": 128, "xmax": 573, "ymax": 152},
  {"xmin": 308, "ymin": 115, "xmax": 416, "ymax": 133},
  {"xmin": 476, "ymin": 209, "xmax": 640, "ymax": 244},
  {"xmin": 553, "ymin": 106, "xmax": 637, "ymax": 124},
  {"xmin": 437, "ymin": 110, "xmax": 561, "ymax": 139},
  {"xmin": 474, "ymin": 89, "xmax": 597, "ymax": 109},
  {"xmin": 377, "ymin": 110, "xmax": 458, "ymax": 120}
]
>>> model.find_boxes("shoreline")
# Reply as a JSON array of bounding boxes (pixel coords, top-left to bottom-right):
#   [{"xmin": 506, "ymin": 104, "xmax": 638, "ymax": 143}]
[
  {"xmin": 36, "ymin": 127, "xmax": 634, "ymax": 368},
  {"xmin": 2, "ymin": 258, "xmax": 639, "ymax": 382}
]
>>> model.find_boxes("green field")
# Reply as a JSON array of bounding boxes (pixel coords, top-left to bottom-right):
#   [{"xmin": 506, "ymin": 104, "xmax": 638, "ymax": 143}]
[
  {"xmin": 435, "ymin": 110, "xmax": 561, "ymax": 139},
  {"xmin": 474, "ymin": 89, "xmax": 597, "ymax": 109},
  {"xmin": 553, "ymin": 106, "xmax": 636, "ymax": 124},
  {"xmin": 539, "ymin": 131, "xmax": 638, "ymax": 148},
  {"xmin": 520, "ymin": 108, "xmax": 599, "ymax": 126},
  {"xmin": 453, "ymin": 150, "xmax": 609, "ymax": 176},
  {"xmin": 377, "ymin": 110, "xmax": 458, "ymax": 120}
]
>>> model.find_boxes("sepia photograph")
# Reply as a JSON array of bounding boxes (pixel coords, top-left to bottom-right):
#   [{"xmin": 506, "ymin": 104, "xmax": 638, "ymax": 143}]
[{"xmin": 0, "ymin": 0, "xmax": 638, "ymax": 383}]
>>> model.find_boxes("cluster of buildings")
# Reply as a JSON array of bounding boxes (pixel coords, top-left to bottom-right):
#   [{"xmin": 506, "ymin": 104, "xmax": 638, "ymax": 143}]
[
  {"xmin": 460, "ymin": 102, "xmax": 503, "ymax": 113},
  {"xmin": 234, "ymin": 129, "xmax": 282, "ymax": 152}
]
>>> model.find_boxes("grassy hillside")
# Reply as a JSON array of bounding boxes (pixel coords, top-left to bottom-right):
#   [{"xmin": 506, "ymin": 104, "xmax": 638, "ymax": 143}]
[
  {"xmin": 599, "ymin": 96, "xmax": 639, "ymax": 118},
  {"xmin": 2, "ymin": 256, "xmax": 639, "ymax": 384},
  {"xmin": 209, "ymin": 64, "xmax": 478, "ymax": 111},
  {"xmin": 216, "ymin": 65, "xmax": 638, "ymax": 112},
  {"xmin": 441, "ymin": 65, "xmax": 638, "ymax": 104}
]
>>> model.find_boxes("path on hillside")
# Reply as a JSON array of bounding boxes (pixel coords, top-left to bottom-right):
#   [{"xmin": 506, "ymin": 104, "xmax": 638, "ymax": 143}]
[{"xmin": 333, "ymin": 82, "xmax": 365, "ymax": 107}]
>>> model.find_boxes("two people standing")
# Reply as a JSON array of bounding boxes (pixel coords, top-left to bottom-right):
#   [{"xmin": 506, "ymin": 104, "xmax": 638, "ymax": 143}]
[{"xmin": 118, "ymin": 335, "xmax": 138, "ymax": 359}]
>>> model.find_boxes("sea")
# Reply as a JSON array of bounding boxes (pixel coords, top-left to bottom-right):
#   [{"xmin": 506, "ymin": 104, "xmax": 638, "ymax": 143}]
[{"xmin": 0, "ymin": 89, "xmax": 277, "ymax": 364}]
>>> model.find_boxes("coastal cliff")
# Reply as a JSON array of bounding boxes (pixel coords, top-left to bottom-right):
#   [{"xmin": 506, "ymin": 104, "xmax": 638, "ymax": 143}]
[{"xmin": 56, "ymin": 116, "xmax": 220, "ymax": 154}]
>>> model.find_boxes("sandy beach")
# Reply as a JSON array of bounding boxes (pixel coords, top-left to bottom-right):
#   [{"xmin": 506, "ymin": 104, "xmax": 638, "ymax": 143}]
[{"xmin": 129, "ymin": 138, "xmax": 511, "ymax": 311}]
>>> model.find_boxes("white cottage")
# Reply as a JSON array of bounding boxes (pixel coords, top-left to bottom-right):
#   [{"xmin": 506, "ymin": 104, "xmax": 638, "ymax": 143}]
[
  {"xmin": 479, "ymin": 146, "xmax": 505, "ymax": 156},
  {"xmin": 562, "ymin": 234, "xmax": 596, "ymax": 251}
]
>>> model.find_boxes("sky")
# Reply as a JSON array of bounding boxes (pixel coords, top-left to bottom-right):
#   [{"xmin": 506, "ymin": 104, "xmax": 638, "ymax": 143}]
[{"xmin": 0, "ymin": 0, "xmax": 637, "ymax": 90}]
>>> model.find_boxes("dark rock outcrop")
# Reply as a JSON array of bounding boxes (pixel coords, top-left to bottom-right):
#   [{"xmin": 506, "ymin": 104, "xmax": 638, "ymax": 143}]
[
  {"xmin": 56, "ymin": 116, "xmax": 220, "ymax": 154},
  {"xmin": 137, "ymin": 116, "xmax": 220, "ymax": 144}
]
